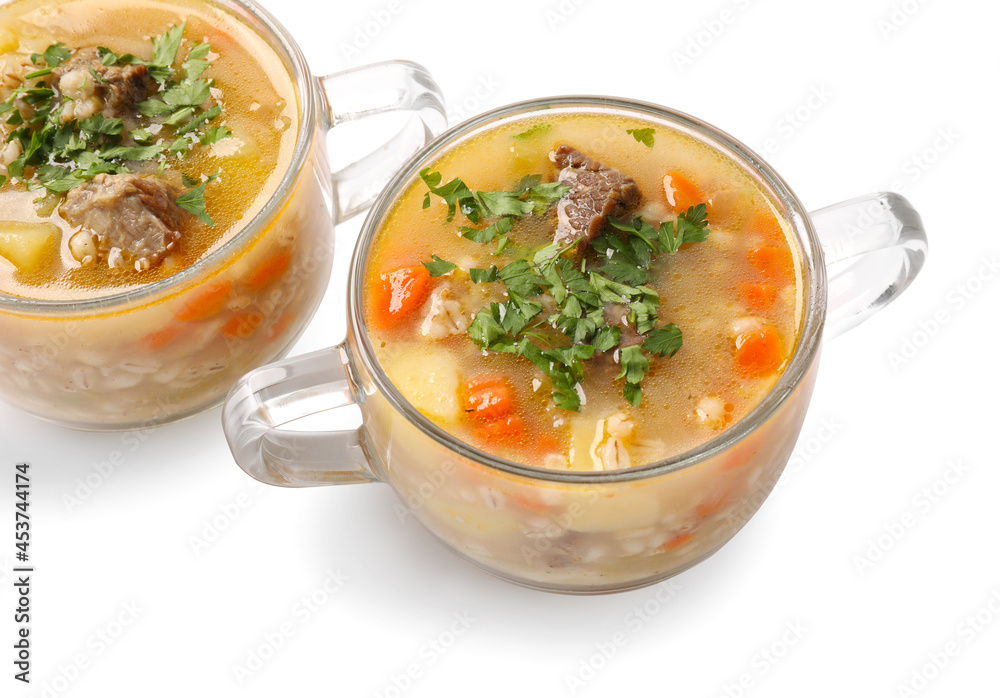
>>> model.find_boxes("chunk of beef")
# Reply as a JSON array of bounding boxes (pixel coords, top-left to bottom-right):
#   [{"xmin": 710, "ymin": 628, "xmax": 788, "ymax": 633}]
[
  {"xmin": 603, "ymin": 303, "xmax": 644, "ymax": 347},
  {"xmin": 53, "ymin": 49, "xmax": 155, "ymax": 123},
  {"xmin": 550, "ymin": 145, "xmax": 640, "ymax": 247},
  {"xmin": 61, "ymin": 174, "xmax": 186, "ymax": 271}
]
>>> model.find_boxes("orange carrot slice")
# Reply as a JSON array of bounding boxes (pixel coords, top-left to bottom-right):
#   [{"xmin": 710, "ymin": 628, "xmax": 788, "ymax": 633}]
[
  {"xmin": 747, "ymin": 207, "xmax": 785, "ymax": 245},
  {"xmin": 369, "ymin": 264, "xmax": 432, "ymax": 329},
  {"xmin": 143, "ymin": 324, "xmax": 184, "ymax": 351},
  {"xmin": 734, "ymin": 325, "xmax": 784, "ymax": 378},
  {"xmin": 663, "ymin": 171, "xmax": 711, "ymax": 215},
  {"xmin": 223, "ymin": 313, "xmax": 261, "ymax": 339},
  {"xmin": 476, "ymin": 414, "xmax": 526, "ymax": 446},
  {"xmin": 176, "ymin": 280, "xmax": 231, "ymax": 321},
  {"xmin": 747, "ymin": 246, "xmax": 794, "ymax": 283},
  {"xmin": 660, "ymin": 532, "xmax": 695, "ymax": 551},
  {"xmin": 464, "ymin": 376, "xmax": 515, "ymax": 421},
  {"xmin": 248, "ymin": 251, "xmax": 291, "ymax": 290}
]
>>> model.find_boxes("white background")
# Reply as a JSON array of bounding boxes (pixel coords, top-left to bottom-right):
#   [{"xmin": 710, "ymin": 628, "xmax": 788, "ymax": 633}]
[{"xmin": 2, "ymin": 0, "xmax": 998, "ymax": 696}]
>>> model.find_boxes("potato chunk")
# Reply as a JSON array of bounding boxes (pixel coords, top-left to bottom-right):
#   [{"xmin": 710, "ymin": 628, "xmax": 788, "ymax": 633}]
[
  {"xmin": 385, "ymin": 349, "xmax": 460, "ymax": 423},
  {"xmin": 0, "ymin": 222, "xmax": 58, "ymax": 273},
  {"xmin": 0, "ymin": 25, "xmax": 19, "ymax": 54}
]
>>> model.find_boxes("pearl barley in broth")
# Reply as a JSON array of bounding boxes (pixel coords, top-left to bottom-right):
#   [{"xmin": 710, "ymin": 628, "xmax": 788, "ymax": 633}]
[{"xmin": 365, "ymin": 111, "xmax": 803, "ymax": 470}]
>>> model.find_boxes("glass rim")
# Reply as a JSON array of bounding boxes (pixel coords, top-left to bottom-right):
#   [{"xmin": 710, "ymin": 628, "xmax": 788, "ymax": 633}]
[
  {"xmin": 0, "ymin": 0, "xmax": 317, "ymax": 315},
  {"xmin": 349, "ymin": 95, "xmax": 828, "ymax": 484}
]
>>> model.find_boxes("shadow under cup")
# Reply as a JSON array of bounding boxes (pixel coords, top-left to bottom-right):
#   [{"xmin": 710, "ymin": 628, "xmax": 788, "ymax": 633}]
[
  {"xmin": 0, "ymin": 0, "xmax": 446, "ymax": 430},
  {"xmin": 224, "ymin": 97, "xmax": 927, "ymax": 594}
]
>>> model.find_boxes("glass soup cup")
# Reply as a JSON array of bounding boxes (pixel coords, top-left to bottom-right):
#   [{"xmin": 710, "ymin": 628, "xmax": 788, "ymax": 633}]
[
  {"xmin": 0, "ymin": 0, "xmax": 446, "ymax": 430},
  {"xmin": 223, "ymin": 97, "xmax": 927, "ymax": 594}
]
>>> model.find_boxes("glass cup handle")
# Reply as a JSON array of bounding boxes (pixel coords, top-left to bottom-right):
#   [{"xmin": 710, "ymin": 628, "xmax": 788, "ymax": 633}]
[
  {"xmin": 222, "ymin": 347, "xmax": 376, "ymax": 487},
  {"xmin": 318, "ymin": 60, "xmax": 447, "ymax": 223},
  {"xmin": 809, "ymin": 192, "xmax": 927, "ymax": 340}
]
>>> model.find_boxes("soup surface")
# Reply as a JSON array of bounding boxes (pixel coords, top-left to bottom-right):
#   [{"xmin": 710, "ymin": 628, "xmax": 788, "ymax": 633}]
[
  {"xmin": 0, "ymin": 0, "xmax": 298, "ymax": 300},
  {"xmin": 365, "ymin": 110, "xmax": 803, "ymax": 471}
]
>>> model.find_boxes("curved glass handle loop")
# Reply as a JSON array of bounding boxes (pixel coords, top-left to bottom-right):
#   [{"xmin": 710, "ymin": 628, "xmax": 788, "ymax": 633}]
[
  {"xmin": 809, "ymin": 192, "xmax": 927, "ymax": 340},
  {"xmin": 318, "ymin": 60, "xmax": 447, "ymax": 223},
  {"xmin": 222, "ymin": 346, "xmax": 376, "ymax": 487}
]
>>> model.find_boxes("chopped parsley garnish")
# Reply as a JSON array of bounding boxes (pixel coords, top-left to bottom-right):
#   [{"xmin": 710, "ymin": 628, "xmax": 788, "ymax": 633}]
[
  {"xmin": 423, "ymin": 163, "xmax": 711, "ymax": 409},
  {"xmin": 423, "ymin": 255, "xmax": 457, "ymax": 277},
  {"xmin": 0, "ymin": 25, "xmax": 230, "ymax": 225},
  {"xmin": 32, "ymin": 43, "xmax": 72, "ymax": 68},
  {"xmin": 513, "ymin": 123, "xmax": 552, "ymax": 140},
  {"xmin": 626, "ymin": 128, "xmax": 655, "ymax": 147}
]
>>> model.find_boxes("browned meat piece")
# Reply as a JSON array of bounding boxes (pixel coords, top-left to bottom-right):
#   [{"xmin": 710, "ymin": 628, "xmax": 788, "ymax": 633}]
[
  {"xmin": 551, "ymin": 145, "xmax": 640, "ymax": 246},
  {"xmin": 53, "ymin": 49, "xmax": 155, "ymax": 122},
  {"xmin": 61, "ymin": 174, "xmax": 186, "ymax": 271},
  {"xmin": 604, "ymin": 303, "xmax": 644, "ymax": 347}
]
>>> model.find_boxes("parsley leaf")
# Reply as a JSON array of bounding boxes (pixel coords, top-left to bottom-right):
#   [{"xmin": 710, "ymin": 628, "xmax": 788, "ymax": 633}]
[
  {"xmin": 592, "ymin": 326, "xmax": 621, "ymax": 352},
  {"xmin": 642, "ymin": 325, "xmax": 683, "ymax": 357},
  {"xmin": 80, "ymin": 114, "xmax": 124, "ymax": 137},
  {"xmin": 618, "ymin": 345, "xmax": 650, "ymax": 406},
  {"xmin": 419, "ymin": 168, "xmax": 476, "ymax": 222},
  {"xmin": 136, "ymin": 99, "xmax": 175, "ymax": 117},
  {"xmin": 163, "ymin": 80, "xmax": 212, "ymax": 108},
  {"xmin": 175, "ymin": 180, "xmax": 214, "ymax": 226},
  {"xmin": 33, "ymin": 43, "xmax": 72, "ymax": 68},
  {"xmin": 151, "ymin": 24, "xmax": 185, "ymax": 73},
  {"xmin": 626, "ymin": 128, "xmax": 655, "ymax": 147},
  {"xmin": 658, "ymin": 203, "xmax": 710, "ymax": 253},
  {"xmin": 461, "ymin": 216, "xmax": 513, "ymax": 244},
  {"xmin": 468, "ymin": 304, "xmax": 508, "ymax": 348},
  {"xmin": 423, "ymin": 255, "xmax": 457, "ymax": 277},
  {"xmin": 421, "ymin": 169, "xmax": 569, "ymax": 225},
  {"xmin": 97, "ymin": 47, "xmax": 119, "ymax": 66},
  {"xmin": 512, "ymin": 123, "xmax": 551, "ymax": 140},
  {"xmin": 470, "ymin": 266, "xmax": 499, "ymax": 283},
  {"xmin": 474, "ymin": 190, "xmax": 534, "ymax": 218},
  {"xmin": 130, "ymin": 127, "xmax": 154, "ymax": 145},
  {"xmin": 183, "ymin": 43, "xmax": 212, "ymax": 81},
  {"xmin": 200, "ymin": 125, "xmax": 231, "ymax": 146}
]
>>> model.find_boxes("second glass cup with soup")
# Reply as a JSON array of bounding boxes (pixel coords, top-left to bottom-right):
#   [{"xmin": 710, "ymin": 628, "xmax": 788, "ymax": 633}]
[
  {"xmin": 224, "ymin": 96, "xmax": 926, "ymax": 593},
  {"xmin": 0, "ymin": 0, "xmax": 445, "ymax": 429}
]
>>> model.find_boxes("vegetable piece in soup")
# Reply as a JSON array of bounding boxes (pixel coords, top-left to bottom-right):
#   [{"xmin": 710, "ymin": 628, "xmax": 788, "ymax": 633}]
[{"xmin": 365, "ymin": 112, "xmax": 802, "ymax": 471}]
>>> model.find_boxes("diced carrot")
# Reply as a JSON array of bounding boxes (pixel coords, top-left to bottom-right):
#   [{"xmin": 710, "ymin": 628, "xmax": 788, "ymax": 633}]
[
  {"xmin": 369, "ymin": 264, "xmax": 432, "ymax": 329},
  {"xmin": 660, "ymin": 532, "xmax": 695, "ymax": 551},
  {"xmin": 720, "ymin": 441, "xmax": 759, "ymax": 470},
  {"xmin": 695, "ymin": 490, "xmax": 733, "ymax": 518},
  {"xmin": 747, "ymin": 246, "xmax": 794, "ymax": 282},
  {"xmin": 747, "ymin": 207, "xmax": 785, "ymax": 245},
  {"xmin": 464, "ymin": 376, "xmax": 515, "ymax": 421},
  {"xmin": 476, "ymin": 414, "xmax": 526, "ymax": 446},
  {"xmin": 507, "ymin": 490, "xmax": 550, "ymax": 514},
  {"xmin": 176, "ymin": 280, "xmax": 231, "ymax": 321},
  {"xmin": 739, "ymin": 282, "xmax": 777, "ymax": 312},
  {"xmin": 267, "ymin": 311, "xmax": 296, "ymax": 341},
  {"xmin": 663, "ymin": 171, "xmax": 711, "ymax": 216},
  {"xmin": 734, "ymin": 325, "xmax": 784, "ymax": 378},
  {"xmin": 143, "ymin": 324, "xmax": 184, "ymax": 351},
  {"xmin": 223, "ymin": 312, "xmax": 261, "ymax": 339},
  {"xmin": 248, "ymin": 251, "xmax": 291, "ymax": 290}
]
